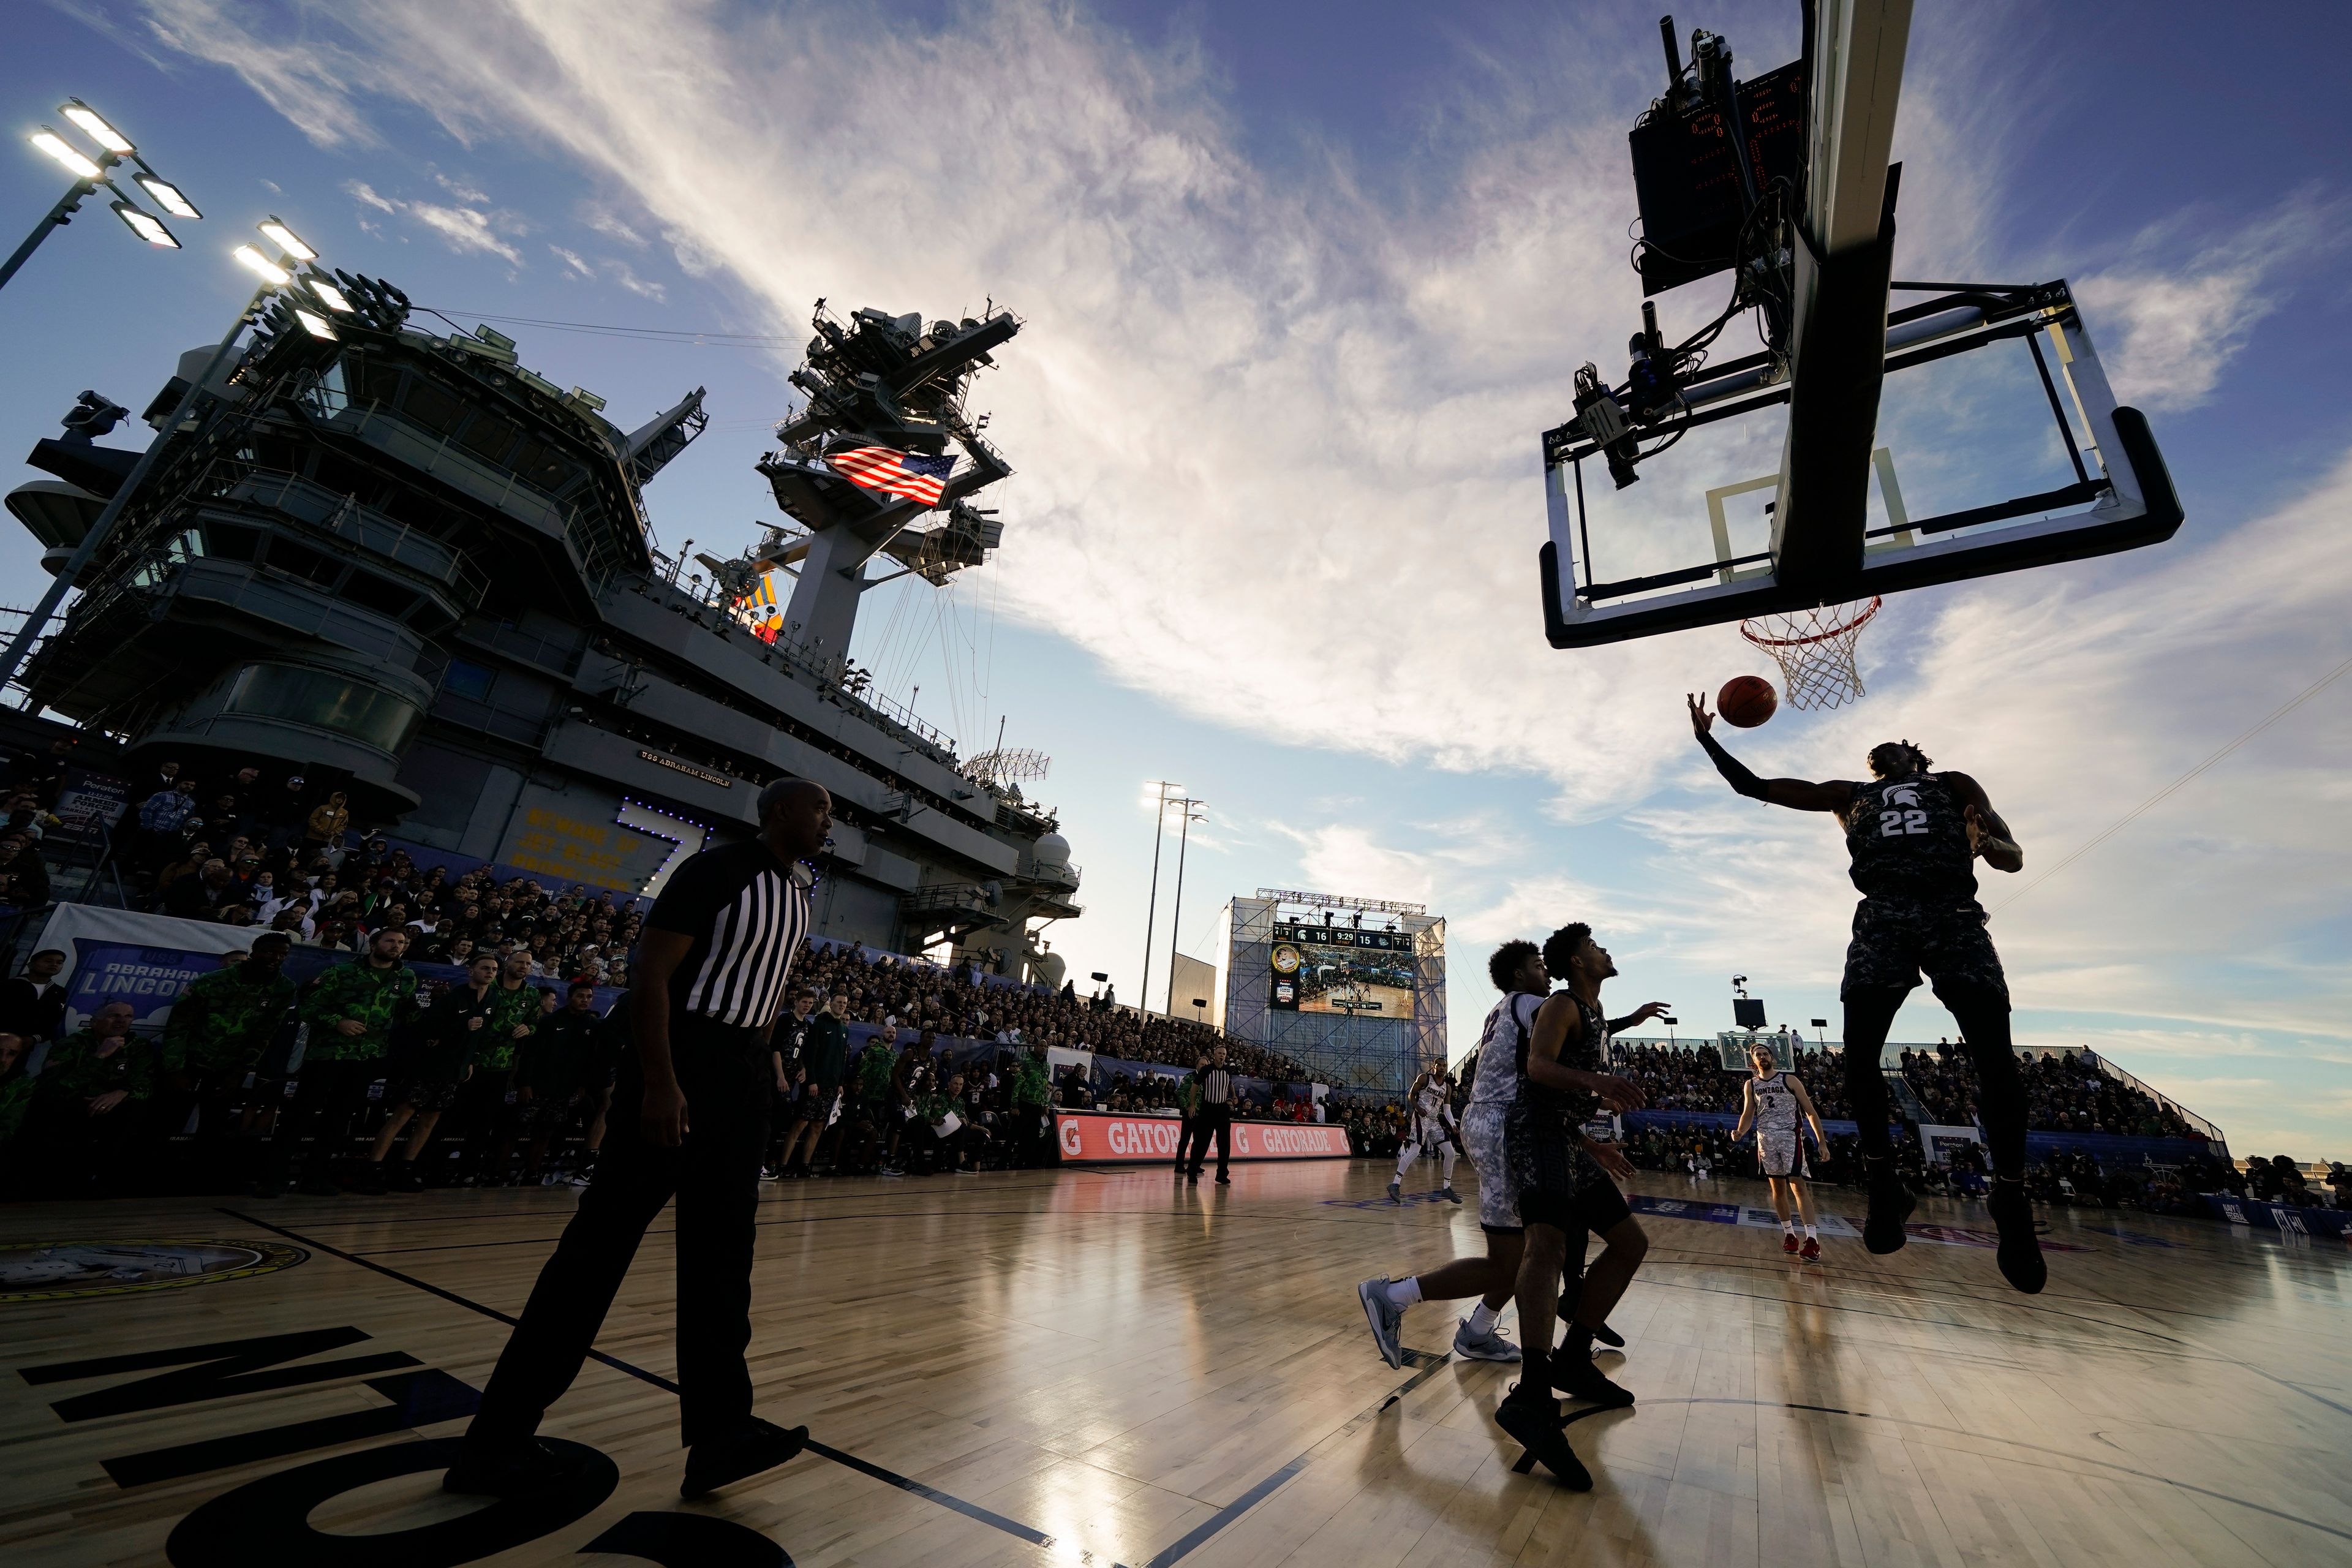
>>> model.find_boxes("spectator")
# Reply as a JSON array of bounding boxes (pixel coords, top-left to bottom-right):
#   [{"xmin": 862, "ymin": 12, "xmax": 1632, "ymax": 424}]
[
  {"xmin": 24, "ymin": 999, "xmax": 149, "ymax": 1196},
  {"xmin": 369, "ymin": 951, "xmax": 499, "ymax": 1192},
  {"xmin": 163, "ymin": 858, "xmax": 239, "ymax": 921},
  {"xmin": 157, "ymin": 932, "xmax": 298, "ymax": 1189},
  {"xmin": 0, "ymin": 948, "xmax": 69, "ymax": 1044},
  {"xmin": 301, "ymin": 788, "xmax": 350, "ymax": 859},
  {"xmin": 269, "ymin": 925, "xmax": 417, "ymax": 1196}
]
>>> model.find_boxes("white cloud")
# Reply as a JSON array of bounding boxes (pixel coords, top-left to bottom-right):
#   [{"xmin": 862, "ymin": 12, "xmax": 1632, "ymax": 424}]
[
  {"xmin": 607, "ymin": 260, "xmax": 666, "ymax": 301},
  {"xmin": 434, "ymin": 171, "xmax": 489, "ymax": 203},
  {"xmin": 404, "ymin": 200, "xmax": 524, "ymax": 264},
  {"xmin": 341, "ymin": 174, "xmax": 524, "ymax": 264},
  {"xmin": 549, "ymin": 244, "xmax": 595, "ymax": 278},
  {"xmin": 2074, "ymin": 194, "xmax": 2340, "ymax": 413}
]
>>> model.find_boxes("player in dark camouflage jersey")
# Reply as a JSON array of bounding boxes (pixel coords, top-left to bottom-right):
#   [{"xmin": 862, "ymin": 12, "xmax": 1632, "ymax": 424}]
[
  {"xmin": 1493, "ymin": 922, "xmax": 1657, "ymax": 1490},
  {"xmin": 1689, "ymin": 693, "xmax": 2043, "ymax": 1294}
]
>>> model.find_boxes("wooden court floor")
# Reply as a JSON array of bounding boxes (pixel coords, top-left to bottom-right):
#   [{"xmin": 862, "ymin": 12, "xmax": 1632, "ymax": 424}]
[{"xmin": 2, "ymin": 1157, "xmax": 2348, "ymax": 1567}]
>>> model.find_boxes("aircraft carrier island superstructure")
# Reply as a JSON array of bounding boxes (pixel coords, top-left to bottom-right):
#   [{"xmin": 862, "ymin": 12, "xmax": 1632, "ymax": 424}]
[{"xmin": 6, "ymin": 275, "xmax": 1081, "ymax": 980}]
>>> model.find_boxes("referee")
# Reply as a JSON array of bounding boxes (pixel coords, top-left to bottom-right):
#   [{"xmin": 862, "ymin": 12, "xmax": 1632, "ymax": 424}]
[
  {"xmin": 448, "ymin": 779, "xmax": 830, "ymax": 1501},
  {"xmin": 1185, "ymin": 1043, "xmax": 1236, "ymax": 1185}
]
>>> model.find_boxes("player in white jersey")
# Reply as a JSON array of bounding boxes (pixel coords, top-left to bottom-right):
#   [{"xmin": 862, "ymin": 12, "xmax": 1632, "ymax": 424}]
[
  {"xmin": 1355, "ymin": 941, "xmax": 1547, "ymax": 1369},
  {"xmin": 1389, "ymin": 1065, "xmax": 1463, "ymax": 1204},
  {"xmin": 1731, "ymin": 1039, "xmax": 1830, "ymax": 1261}
]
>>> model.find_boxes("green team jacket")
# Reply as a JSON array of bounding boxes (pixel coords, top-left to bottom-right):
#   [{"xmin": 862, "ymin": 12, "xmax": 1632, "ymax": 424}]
[
  {"xmin": 475, "ymin": 980, "xmax": 546, "ymax": 1074},
  {"xmin": 1010, "ymin": 1055, "xmax": 1052, "ymax": 1110},
  {"xmin": 163, "ymin": 967, "xmax": 298, "ymax": 1078},
  {"xmin": 300, "ymin": 961, "xmax": 419, "ymax": 1063},
  {"xmin": 1176, "ymin": 1072, "xmax": 1204, "ymax": 1117},
  {"xmin": 37, "ymin": 1030, "xmax": 155, "ymax": 1103}
]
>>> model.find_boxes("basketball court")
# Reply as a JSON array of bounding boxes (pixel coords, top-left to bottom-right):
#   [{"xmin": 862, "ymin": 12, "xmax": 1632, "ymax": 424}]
[{"xmin": 3, "ymin": 1159, "xmax": 2345, "ymax": 1567}]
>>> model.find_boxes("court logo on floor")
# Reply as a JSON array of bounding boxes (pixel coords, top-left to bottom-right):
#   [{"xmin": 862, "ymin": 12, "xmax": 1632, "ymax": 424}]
[{"xmin": 0, "ymin": 1240, "xmax": 307, "ymax": 1303}]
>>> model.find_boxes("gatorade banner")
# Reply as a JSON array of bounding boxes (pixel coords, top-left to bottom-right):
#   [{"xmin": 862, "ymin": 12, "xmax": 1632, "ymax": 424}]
[{"xmin": 1054, "ymin": 1112, "xmax": 1351, "ymax": 1162}]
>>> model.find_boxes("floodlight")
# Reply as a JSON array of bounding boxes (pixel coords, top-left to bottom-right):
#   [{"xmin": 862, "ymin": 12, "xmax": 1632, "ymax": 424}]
[
  {"xmin": 232, "ymin": 244, "xmax": 292, "ymax": 285},
  {"xmin": 110, "ymin": 200, "xmax": 179, "ymax": 249},
  {"xmin": 307, "ymin": 276, "xmax": 355, "ymax": 312},
  {"xmin": 293, "ymin": 307, "xmax": 338, "ymax": 341},
  {"xmin": 59, "ymin": 100, "xmax": 134, "ymax": 154},
  {"xmin": 31, "ymin": 130, "xmax": 104, "ymax": 181},
  {"xmin": 257, "ymin": 218, "xmax": 316, "ymax": 260},
  {"xmin": 133, "ymin": 172, "xmax": 202, "ymax": 219}
]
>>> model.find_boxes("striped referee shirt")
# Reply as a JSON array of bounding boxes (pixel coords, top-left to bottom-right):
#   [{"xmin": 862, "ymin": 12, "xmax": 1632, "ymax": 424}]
[
  {"xmin": 644, "ymin": 838, "xmax": 811, "ymax": 1028},
  {"xmin": 1201, "ymin": 1067, "xmax": 1234, "ymax": 1106}
]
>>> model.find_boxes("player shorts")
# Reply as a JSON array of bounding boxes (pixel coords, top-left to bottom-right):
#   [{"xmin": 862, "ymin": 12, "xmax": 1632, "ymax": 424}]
[
  {"xmin": 1412, "ymin": 1114, "xmax": 1457, "ymax": 1151},
  {"xmin": 1461, "ymin": 1104, "xmax": 1518, "ymax": 1233},
  {"xmin": 1758, "ymin": 1132, "xmax": 1808, "ymax": 1179},
  {"xmin": 1505, "ymin": 1101, "xmax": 1631, "ymax": 1236},
  {"xmin": 516, "ymin": 1090, "xmax": 585, "ymax": 1132},
  {"xmin": 394, "ymin": 1078, "xmax": 464, "ymax": 1114},
  {"xmin": 1841, "ymin": 897, "xmax": 2009, "ymax": 1003}
]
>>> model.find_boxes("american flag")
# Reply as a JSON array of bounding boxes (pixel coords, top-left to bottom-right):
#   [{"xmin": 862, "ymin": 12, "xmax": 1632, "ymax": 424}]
[{"xmin": 827, "ymin": 445, "xmax": 956, "ymax": 508}]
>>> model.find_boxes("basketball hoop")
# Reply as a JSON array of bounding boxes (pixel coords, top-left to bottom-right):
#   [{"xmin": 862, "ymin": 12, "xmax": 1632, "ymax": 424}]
[{"xmin": 1740, "ymin": 597, "xmax": 1882, "ymax": 710}]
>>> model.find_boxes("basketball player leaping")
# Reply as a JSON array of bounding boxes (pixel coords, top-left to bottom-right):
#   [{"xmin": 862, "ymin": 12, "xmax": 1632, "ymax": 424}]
[
  {"xmin": 1687, "ymin": 694, "xmax": 2044, "ymax": 1293},
  {"xmin": 1731, "ymin": 1039, "xmax": 1829, "ymax": 1261},
  {"xmin": 1390, "ymin": 1063, "xmax": 1462, "ymax": 1204}
]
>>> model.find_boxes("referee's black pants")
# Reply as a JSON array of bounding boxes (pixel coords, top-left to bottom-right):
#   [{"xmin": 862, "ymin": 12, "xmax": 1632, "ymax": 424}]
[
  {"xmin": 1187, "ymin": 1103, "xmax": 1232, "ymax": 1177},
  {"xmin": 466, "ymin": 1015, "xmax": 771, "ymax": 1452}
]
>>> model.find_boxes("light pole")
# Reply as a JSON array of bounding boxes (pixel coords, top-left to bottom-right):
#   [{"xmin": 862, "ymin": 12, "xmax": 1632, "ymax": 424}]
[
  {"xmin": 5, "ymin": 99, "xmax": 202, "ymax": 293},
  {"xmin": 0, "ymin": 216, "xmax": 352, "ymax": 701},
  {"xmin": 1163, "ymin": 797, "xmax": 1205, "ymax": 1016},
  {"xmin": 1137, "ymin": 780, "xmax": 1180, "ymax": 1014}
]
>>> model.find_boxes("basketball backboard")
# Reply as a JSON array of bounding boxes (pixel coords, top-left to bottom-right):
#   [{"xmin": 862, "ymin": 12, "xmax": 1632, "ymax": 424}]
[{"xmin": 1536, "ymin": 1, "xmax": 2182, "ymax": 649}]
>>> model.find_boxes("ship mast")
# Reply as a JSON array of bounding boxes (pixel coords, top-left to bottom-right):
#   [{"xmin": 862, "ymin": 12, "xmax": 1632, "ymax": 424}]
[{"xmin": 749, "ymin": 302, "xmax": 1019, "ymax": 668}]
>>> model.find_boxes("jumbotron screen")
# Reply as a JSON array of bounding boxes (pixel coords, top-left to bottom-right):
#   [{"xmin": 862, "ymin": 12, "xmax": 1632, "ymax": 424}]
[{"xmin": 1267, "ymin": 921, "xmax": 1416, "ymax": 1016}]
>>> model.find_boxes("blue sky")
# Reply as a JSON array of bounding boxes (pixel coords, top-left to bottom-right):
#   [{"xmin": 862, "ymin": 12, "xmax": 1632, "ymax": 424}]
[{"xmin": 7, "ymin": 1, "xmax": 2350, "ymax": 1159}]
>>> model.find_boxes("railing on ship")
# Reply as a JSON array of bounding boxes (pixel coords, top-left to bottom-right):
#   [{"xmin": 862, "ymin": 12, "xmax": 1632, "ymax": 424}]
[{"xmin": 612, "ymin": 568, "xmax": 965, "ymax": 767}]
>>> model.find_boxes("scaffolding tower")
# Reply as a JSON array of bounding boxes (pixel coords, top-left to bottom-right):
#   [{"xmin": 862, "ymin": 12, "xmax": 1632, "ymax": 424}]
[{"xmin": 1222, "ymin": 891, "xmax": 1446, "ymax": 1098}]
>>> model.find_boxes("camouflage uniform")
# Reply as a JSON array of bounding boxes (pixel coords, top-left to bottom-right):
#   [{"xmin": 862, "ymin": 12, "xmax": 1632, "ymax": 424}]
[
  {"xmin": 34, "ymin": 1029, "xmax": 155, "ymax": 1105},
  {"xmin": 1838, "ymin": 774, "xmax": 2008, "ymax": 1003},
  {"xmin": 163, "ymin": 967, "xmax": 298, "ymax": 1080},
  {"xmin": 299, "ymin": 960, "xmax": 420, "ymax": 1062},
  {"xmin": 1504, "ymin": 993, "xmax": 1628, "ymax": 1234}
]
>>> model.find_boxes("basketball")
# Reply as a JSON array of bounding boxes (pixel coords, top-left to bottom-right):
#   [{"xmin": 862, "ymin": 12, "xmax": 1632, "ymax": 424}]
[{"xmin": 1718, "ymin": 674, "xmax": 1777, "ymax": 728}]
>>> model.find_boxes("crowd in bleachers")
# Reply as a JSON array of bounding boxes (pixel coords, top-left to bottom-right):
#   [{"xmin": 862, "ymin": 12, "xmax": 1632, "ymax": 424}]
[
  {"xmin": 0, "ymin": 741, "xmax": 1338, "ymax": 1200},
  {"xmin": 1899, "ymin": 1041, "xmax": 2202, "ymax": 1139},
  {"xmin": 1608, "ymin": 1042, "xmax": 1852, "ymax": 1120}
]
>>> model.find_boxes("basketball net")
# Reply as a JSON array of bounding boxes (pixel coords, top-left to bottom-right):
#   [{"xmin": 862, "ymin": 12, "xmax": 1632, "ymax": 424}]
[{"xmin": 1739, "ymin": 597, "xmax": 1881, "ymax": 710}]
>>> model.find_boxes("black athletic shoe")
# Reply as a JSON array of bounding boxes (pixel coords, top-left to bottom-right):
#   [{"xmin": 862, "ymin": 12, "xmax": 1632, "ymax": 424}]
[
  {"xmin": 1555, "ymin": 1296, "xmax": 1625, "ymax": 1349},
  {"xmin": 354, "ymin": 1163, "xmax": 387, "ymax": 1196},
  {"xmin": 1987, "ymin": 1182, "xmax": 2047, "ymax": 1294},
  {"xmin": 1496, "ymin": 1389, "xmax": 1593, "ymax": 1491},
  {"xmin": 391, "ymin": 1163, "xmax": 425, "ymax": 1193},
  {"xmin": 680, "ymin": 1417, "xmax": 809, "ymax": 1499},
  {"xmin": 1550, "ymin": 1353, "xmax": 1635, "ymax": 1409},
  {"xmin": 1863, "ymin": 1163, "xmax": 1915, "ymax": 1254},
  {"xmin": 443, "ymin": 1439, "xmax": 587, "ymax": 1497}
]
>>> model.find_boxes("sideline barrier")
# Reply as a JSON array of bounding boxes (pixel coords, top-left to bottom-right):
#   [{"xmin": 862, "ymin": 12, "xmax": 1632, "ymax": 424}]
[
  {"xmin": 2200, "ymin": 1194, "xmax": 2351, "ymax": 1240},
  {"xmin": 1054, "ymin": 1111, "xmax": 1351, "ymax": 1163}
]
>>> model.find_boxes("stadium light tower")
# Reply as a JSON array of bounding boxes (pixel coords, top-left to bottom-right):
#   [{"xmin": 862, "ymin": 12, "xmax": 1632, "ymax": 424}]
[
  {"xmin": 1163, "ymin": 797, "xmax": 1207, "ymax": 1016},
  {"xmin": 1137, "ymin": 780, "xmax": 1182, "ymax": 1014},
  {"xmin": 0, "ymin": 217, "xmax": 342, "ymax": 699},
  {"xmin": 3, "ymin": 99, "xmax": 203, "ymax": 293}
]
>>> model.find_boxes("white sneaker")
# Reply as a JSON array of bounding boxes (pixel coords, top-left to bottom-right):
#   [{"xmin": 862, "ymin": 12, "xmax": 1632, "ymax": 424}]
[
  {"xmin": 1452, "ymin": 1317, "xmax": 1522, "ymax": 1362},
  {"xmin": 1356, "ymin": 1277, "xmax": 1405, "ymax": 1368}
]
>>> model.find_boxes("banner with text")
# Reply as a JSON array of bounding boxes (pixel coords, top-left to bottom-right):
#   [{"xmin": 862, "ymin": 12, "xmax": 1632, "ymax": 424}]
[{"xmin": 1054, "ymin": 1112, "xmax": 1351, "ymax": 1163}]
